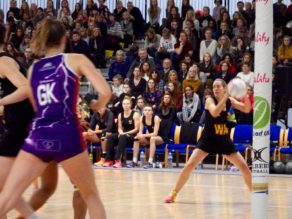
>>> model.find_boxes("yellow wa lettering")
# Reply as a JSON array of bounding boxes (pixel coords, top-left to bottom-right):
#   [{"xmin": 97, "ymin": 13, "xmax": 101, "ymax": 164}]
[{"xmin": 214, "ymin": 124, "xmax": 229, "ymax": 135}]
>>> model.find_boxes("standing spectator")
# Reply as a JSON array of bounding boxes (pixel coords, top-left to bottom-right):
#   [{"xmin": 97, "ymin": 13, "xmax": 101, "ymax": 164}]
[
  {"xmin": 114, "ymin": 0, "xmax": 127, "ymax": 22},
  {"xmin": 108, "ymin": 50, "xmax": 129, "ymax": 80},
  {"xmin": 177, "ymin": 85, "xmax": 201, "ymax": 124},
  {"xmin": 127, "ymin": 1, "xmax": 145, "ymax": 39},
  {"xmin": 199, "ymin": 28, "xmax": 217, "ymax": 62},
  {"xmin": 277, "ymin": 35, "xmax": 292, "ymax": 64},
  {"xmin": 89, "ymin": 27, "xmax": 106, "ymax": 68}
]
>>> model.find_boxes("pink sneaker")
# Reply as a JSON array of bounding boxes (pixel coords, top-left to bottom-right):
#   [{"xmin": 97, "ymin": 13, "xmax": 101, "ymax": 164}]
[
  {"xmin": 113, "ymin": 160, "xmax": 122, "ymax": 168},
  {"xmin": 164, "ymin": 191, "xmax": 177, "ymax": 203},
  {"xmin": 102, "ymin": 160, "xmax": 113, "ymax": 167}
]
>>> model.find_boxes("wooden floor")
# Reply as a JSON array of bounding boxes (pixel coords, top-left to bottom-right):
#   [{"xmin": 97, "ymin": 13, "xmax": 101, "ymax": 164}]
[{"xmin": 7, "ymin": 167, "xmax": 292, "ymax": 219}]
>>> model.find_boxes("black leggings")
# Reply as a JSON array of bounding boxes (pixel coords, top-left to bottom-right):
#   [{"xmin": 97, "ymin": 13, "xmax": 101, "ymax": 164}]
[{"xmin": 106, "ymin": 133, "xmax": 134, "ymax": 161}]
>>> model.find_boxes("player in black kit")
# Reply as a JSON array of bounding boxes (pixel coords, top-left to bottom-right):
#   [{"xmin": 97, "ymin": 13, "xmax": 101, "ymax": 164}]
[{"xmin": 164, "ymin": 79, "xmax": 252, "ymax": 203}]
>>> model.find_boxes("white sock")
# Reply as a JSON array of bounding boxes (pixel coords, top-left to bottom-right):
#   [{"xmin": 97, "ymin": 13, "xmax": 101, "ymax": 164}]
[
  {"xmin": 148, "ymin": 158, "xmax": 153, "ymax": 163},
  {"xmin": 133, "ymin": 157, "xmax": 138, "ymax": 163},
  {"xmin": 27, "ymin": 213, "xmax": 39, "ymax": 219}
]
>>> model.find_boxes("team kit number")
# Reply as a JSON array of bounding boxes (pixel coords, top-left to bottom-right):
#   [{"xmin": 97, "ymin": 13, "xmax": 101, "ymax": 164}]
[{"xmin": 37, "ymin": 82, "xmax": 59, "ymax": 106}]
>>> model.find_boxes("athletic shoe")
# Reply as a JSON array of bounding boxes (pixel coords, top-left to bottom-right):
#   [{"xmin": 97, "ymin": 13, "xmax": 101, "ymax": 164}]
[
  {"xmin": 94, "ymin": 158, "xmax": 105, "ymax": 166},
  {"xmin": 143, "ymin": 162, "xmax": 154, "ymax": 169},
  {"xmin": 113, "ymin": 160, "xmax": 122, "ymax": 168},
  {"xmin": 127, "ymin": 161, "xmax": 139, "ymax": 168},
  {"xmin": 164, "ymin": 190, "xmax": 177, "ymax": 203},
  {"xmin": 102, "ymin": 160, "xmax": 113, "ymax": 167}
]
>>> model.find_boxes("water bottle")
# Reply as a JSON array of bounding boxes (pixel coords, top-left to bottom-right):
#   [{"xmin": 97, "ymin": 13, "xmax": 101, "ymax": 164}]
[
  {"xmin": 140, "ymin": 151, "xmax": 145, "ymax": 166},
  {"xmin": 168, "ymin": 152, "xmax": 173, "ymax": 168}
]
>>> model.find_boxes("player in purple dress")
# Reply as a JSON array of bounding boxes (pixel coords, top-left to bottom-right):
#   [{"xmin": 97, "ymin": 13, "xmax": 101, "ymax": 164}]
[{"xmin": 0, "ymin": 19, "xmax": 111, "ymax": 219}]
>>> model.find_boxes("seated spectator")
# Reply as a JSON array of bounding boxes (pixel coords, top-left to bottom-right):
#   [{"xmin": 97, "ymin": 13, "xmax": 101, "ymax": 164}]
[
  {"xmin": 183, "ymin": 9, "xmax": 200, "ymax": 31},
  {"xmin": 277, "ymin": 35, "xmax": 292, "ymax": 65},
  {"xmin": 10, "ymin": 26, "xmax": 24, "ymax": 50},
  {"xmin": 165, "ymin": 81, "xmax": 183, "ymax": 112},
  {"xmin": 32, "ymin": 7, "xmax": 45, "ymax": 27},
  {"xmin": 177, "ymin": 85, "xmax": 201, "ymax": 124},
  {"xmin": 199, "ymin": 52, "xmax": 215, "ymax": 85},
  {"xmin": 127, "ymin": 1, "xmax": 145, "ymax": 39},
  {"xmin": 172, "ymin": 30, "xmax": 193, "ymax": 71},
  {"xmin": 213, "ymin": 61, "xmax": 234, "ymax": 83},
  {"xmin": 237, "ymin": 63, "xmax": 254, "ymax": 87},
  {"xmin": 80, "ymin": 27, "xmax": 90, "ymax": 45},
  {"xmin": 71, "ymin": 2, "xmax": 82, "ymax": 21},
  {"xmin": 111, "ymin": 74, "xmax": 124, "ymax": 101},
  {"xmin": 182, "ymin": 65, "xmax": 203, "ymax": 95},
  {"xmin": 5, "ymin": 42, "xmax": 18, "ymax": 59},
  {"xmin": 140, "ymin": 60, "xmax": 153, "ymax": 81},
  {"xmin": 128, "ymin": 66, "xmax": 147, "ymax": 98},
  {"xmin": 83, "ymin": 107, "xmax": 115, "ymax": 166},
  {"xmin": 216, "ymin": 35, "xmax": 232, "ymax": 62},
  {"xmin": 147, "ymin": 0, "xmax": 161, "ymax": 32},
  {"xmin": 169, "ymin": 18, "xmax": 182, "ymax": 39},
  {"xmin": 143, "ymin": 78, "xmax": 162, "ymax": 109},
  {"xmin": 166, "ymin": 70, "xmax": 182, "ymax": 90},
  {"xmin": 237, "ymin": 52, "xmax": 254, "ymax": 71},
  {"xmin": 89, "ymin": 27, "xmax": 106, "ymax": 68},
  {"xmin": 215, "ymin": 20, "xmax": 233, "ymax": 40},
  {"xmin": 199, "ymin": 28, "xmax": 217, "ymax": 62},
  {"xmin": 145, "ymin": 28, "xmax": 161, "ymax": 57},
  {"xmin": 120, "ymin": 11, "xmax": 134, "ymax": 48},
  {"xmin": 71, "ymin": 30, "xmax": 90, "ymax": 58},
  {"xmin": 18, "ymin": 34, "xmax": 30, "ymax": 56},
  {"xmin": 18, "ymin": 47, "xmax": 33, "ymax": 70},
  {"xmin": 112, "ymin": 83, "xmax": 135, "ymax": 117},
  {"xmin": 103, "ymin": 97, "xmax": 140, "ymax": 168},
  {"xmin": 127, "ymin": 105, "xmax": 168, "ymax": 169},
  {"xmin": 106, "ymin": 13, "xmax": 123, "ymax": 51},
  {"xmin": 231, "ymin": 36, "xmax": 247, "ymax": 63},
  {"xmin": 155, "ymin": 27, "xmax": 176, "ymax": 66},
  {"xmin": 235, "ymin": 85, "xmax": 254, "ymax": 124},
  {"xmin": 215, "ymin": 53, "xmax": 237, "ymax": 74},
  {"xmin": 114, "ymin": 0, "xmax": 127, "ymax": 22},
  {"xmin": 150, "ymin": 70, "xmax": 164, "ymax": 93},
  {"xmin": 199, "ymin": 6, "xmax": 216, "ymax": 29},
  {"xmin": 127, "ymin": 48, "xmax": 155, "ymax": 78},
  {"xmin": 184, "ymin": 21, "xmax": 200, "ymax": 61},
  {"xmin": 156, "ymin": 93, "xmax": 176, "ymax": 122},
  {"xmin": 108, "ymin": 50, "xmax": 129, "ymax": 80},
  {"xmin": 97, "ymin": 0, "xmax": 110, "ymax": 18},
  {"xmin": 134, "ymin": 96, "xmax": 145, "ymax": 115},
  {"xmin": 179, "ymin": 60, "xmax": 190, "ymax": 81}
]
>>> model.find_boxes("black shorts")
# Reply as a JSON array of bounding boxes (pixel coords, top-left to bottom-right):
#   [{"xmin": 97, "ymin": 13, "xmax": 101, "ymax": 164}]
[
  {"xmin": 0, "ymin": 121, "xmax": 31, "ymax": 157},
  {"xmin": 196, "ymin": 137, "xmax": 237, "ymax": 155}
]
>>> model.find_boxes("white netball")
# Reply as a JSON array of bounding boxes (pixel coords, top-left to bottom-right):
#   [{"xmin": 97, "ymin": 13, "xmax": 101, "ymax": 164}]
[{"xmin": 227, "ymin": 78, "xmax": 247, "ymax": 99}]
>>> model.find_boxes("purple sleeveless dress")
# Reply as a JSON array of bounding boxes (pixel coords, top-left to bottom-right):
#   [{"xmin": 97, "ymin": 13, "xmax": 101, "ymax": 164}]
[{"xmin": 22, "ymin": 54, "xmax": 86, "ymax": 162}]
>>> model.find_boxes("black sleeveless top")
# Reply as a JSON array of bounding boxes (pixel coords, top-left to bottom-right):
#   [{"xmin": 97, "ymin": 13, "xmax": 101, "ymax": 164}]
[
  {"xmin": 0, "ymin": 52, "xmax": 34, "ymax": 125},
  {"xmin": 142, "ymin": 115, "xmax": 155, "ymax": 133},
  {"xmin": 200, "ymin": 97, "xmax": 231, "ymax": 140},
  {"xmin": 121, "ymin": 110, "xmax": 135, "ymax": 132}
]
